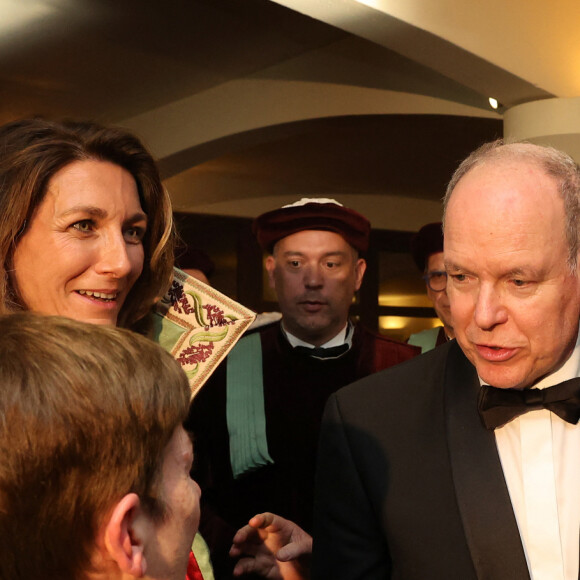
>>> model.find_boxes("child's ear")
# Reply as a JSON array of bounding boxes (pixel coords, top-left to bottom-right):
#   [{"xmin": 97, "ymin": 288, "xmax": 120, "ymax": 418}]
[{"xmin": 102, "ymin": 493, "xmax": 150, "ymax": 577}]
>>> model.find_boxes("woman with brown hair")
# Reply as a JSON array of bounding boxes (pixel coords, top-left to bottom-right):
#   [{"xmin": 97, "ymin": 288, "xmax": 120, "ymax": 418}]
[
  {"xmin": 0, "ymin": 117, "xmax": 174, "ymax": 328},
  {"xmin": 0, "ymin": 116, "xmax": 213, "ymax": 579}
]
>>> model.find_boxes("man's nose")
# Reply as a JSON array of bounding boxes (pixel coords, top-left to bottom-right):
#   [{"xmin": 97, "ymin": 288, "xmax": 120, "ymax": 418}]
[
  {"xmin": 473, "ymin": 284, "xmax": 508, "ymax": 330},
  {"xmin": 303, "ymin": 264, "xmax": 323, "ymax": 288}
]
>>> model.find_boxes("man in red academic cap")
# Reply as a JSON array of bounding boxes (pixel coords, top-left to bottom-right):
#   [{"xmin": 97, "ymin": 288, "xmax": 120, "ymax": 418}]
[{"xmin": 187, "ymin": 198, "xmax": 418, "ymax": 579}]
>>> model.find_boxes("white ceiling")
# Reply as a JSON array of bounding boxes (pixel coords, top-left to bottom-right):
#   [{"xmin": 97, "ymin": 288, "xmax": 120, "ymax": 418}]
[{"xmin": 1, "ymin": 0, "xmax": 575, "ymax": 229}]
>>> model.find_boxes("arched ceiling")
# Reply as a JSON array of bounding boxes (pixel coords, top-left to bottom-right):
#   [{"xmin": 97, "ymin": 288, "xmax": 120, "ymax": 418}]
[
  {"xmin": 0, "ymin": 0, "xmax": 574, "ymax": 228},
  {"xmin": 163, "ymin": 114, "xmax": 502, "ymax": 230}
]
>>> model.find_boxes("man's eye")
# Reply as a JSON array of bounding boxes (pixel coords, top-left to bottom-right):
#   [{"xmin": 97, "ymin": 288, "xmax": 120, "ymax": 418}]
[
  {"xmin": 451, "ymin": 274, "xmax": 467, "ymax": 282},
  {"xmin": 71, "ymin": 220, "xmax": 94, "ymax": 233},
  {"xmin": 289, "ymin": 260, "xmax": 301, "ymax": 267},
  {"xmin": 512, "ymin": 279, "xmax": 527, "ymax": 287}
]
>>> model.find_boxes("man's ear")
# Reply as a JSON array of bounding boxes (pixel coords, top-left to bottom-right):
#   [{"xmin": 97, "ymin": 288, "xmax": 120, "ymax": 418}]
[
  {"xmin": 102, "ymin": 493, "xmax": 149, "ymax": 578},
  {"xmin": 265, "ymin": 255, "xmax": 276, "ymax": 289},
  {"xmin": 354, "ymin": 258, "xmax": 367, "ymax": 291}
]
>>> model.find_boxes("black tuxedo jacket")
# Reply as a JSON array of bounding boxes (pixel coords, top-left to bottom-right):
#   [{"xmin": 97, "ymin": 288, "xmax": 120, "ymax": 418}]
[{"xmin": 312, "ymin": 340, "xmax": 531, "ymax": 580}]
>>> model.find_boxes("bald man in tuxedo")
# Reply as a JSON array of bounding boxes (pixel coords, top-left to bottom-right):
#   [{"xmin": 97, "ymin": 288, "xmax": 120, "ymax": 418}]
[{"xmin": 313, "ymin": 140, "xmax": 580, "ymax": 579}]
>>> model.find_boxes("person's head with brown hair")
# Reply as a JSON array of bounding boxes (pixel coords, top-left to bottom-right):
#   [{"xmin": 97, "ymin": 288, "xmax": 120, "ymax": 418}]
[
  {"xmin": 0, "ymin": 312, "xmax": 200, "ymax": 580},
  {"xmin": 0, "ymin": 117, "xmax": 175, "ymax": 328}
]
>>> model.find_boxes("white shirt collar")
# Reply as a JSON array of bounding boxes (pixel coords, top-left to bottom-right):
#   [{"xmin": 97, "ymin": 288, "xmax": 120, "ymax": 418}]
[{"xmin": 282, "ymin": 322, "xmax": 351, "ymax": 349}]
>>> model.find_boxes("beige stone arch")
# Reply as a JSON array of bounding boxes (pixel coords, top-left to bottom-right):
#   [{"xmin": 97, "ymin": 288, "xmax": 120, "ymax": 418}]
[{"xmin": 121, "ymin": 78, "xmax": 498, "ymax": 168}]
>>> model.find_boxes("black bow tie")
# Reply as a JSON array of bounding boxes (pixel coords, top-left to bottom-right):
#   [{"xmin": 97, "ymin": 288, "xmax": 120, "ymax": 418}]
[
  {"xmin": 478, "ymin": 378, "xmax": 580, "ymax": 430},
  {"xmin": 293, "ymin": 343, "xmax": 350, "ymax": 360}
]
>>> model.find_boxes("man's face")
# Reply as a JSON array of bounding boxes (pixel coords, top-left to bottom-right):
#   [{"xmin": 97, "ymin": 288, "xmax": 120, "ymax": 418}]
[
  {"xmin": 265, "ymin": 230, "xmax": 366, "ymax": 346},
  {"xmin": 425, "ymin": 251, "xmax": 453, "ymax": 332},
  {"xmin": 445, "ymin": 159, "xmax": 580, "ymax": 390},
  {"xmin": 144, "ymin": 426, "xmax": 201, "ymax": 580}
]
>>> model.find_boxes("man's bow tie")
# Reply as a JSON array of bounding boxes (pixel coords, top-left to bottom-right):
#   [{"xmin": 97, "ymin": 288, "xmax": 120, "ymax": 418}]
[
  {"xmin": 477, "ymin": 377, "xmax": 580, "ymax": 430},
  {"xmin": 293, "ymin": 343, "xmax": 350, "ymax": 359}
]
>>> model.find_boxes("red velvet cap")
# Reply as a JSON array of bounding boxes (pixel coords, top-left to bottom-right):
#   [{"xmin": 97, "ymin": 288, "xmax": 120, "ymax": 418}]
[
  {"xmin": 410, "ymin": 222, "xmax": 443, "ymax": 272},
  {"xmin": 253, "ymin": 198, "xmax": 371, "ymax": 253}
]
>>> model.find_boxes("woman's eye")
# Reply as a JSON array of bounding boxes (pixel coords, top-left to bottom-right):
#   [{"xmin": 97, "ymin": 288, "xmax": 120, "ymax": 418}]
[
  {"xmin": 125, "ymin": 227, "xmax": 145, "ymax": 242},
  {"xmin": 71, "ymin": 220, "xmax": 94, "ymax": 233}
]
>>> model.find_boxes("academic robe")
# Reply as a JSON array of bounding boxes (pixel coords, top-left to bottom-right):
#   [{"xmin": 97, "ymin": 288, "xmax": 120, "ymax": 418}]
[
  {"xmin": 187, "ymin": 320, "xmax": 418, "ymax": 579},
  {"xmin": 313, "ymin": 339, "xmax": 531, "ymax": 580}
]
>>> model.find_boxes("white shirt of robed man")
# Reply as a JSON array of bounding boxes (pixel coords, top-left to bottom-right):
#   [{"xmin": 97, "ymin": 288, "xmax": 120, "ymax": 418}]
[{"xmin": 283, "ymin": 323, "xmax": 350, "ymax": 349}]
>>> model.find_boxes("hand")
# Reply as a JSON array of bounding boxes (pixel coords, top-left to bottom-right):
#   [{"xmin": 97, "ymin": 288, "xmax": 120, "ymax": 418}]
[{"xmin": 230, "ymin": 512, "xmax": 312, "ymax": 579}]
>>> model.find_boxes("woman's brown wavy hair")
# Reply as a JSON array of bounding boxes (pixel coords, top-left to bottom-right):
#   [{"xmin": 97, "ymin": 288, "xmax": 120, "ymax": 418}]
[{"xmin": 0, "ymin": 117, "xmax": 175, "ymax": 328}]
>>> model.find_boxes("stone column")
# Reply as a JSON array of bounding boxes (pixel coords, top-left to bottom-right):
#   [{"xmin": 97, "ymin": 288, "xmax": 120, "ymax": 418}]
[{"xmin": 504, "ymin": 97, "xmax": 580, "ymax": 162}]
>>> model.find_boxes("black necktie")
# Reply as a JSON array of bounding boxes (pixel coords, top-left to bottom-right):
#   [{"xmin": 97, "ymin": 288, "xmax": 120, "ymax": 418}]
[
  {"xmin": 293, "ymin": 343, "xmax": 350, "ymax": 360},
  {"xmin": 478, "ymin": 377, "xmax": 580, "ymax": 430}
]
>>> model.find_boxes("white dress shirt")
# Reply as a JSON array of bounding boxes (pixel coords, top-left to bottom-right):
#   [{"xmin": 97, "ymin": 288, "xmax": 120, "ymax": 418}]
[{"xmin": 492, "ymin": 333, "xmax": 580, "ymax": 580}]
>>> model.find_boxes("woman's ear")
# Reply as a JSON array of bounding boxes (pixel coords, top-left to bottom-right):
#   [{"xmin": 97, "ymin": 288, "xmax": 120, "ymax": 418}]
[{"xmin": 102, "ymin": 493, "xmax": 149, "ymax": 577}]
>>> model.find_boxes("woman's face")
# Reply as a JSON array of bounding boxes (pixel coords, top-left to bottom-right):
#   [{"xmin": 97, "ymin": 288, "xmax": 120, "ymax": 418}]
[{"xmin": 12, "ymin": 160, "xmax": 147, "ymax": 326}]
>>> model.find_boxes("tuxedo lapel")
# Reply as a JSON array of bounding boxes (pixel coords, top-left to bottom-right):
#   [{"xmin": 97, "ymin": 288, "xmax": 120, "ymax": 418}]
[{"xmin": 445, "ymin": 342, "xmax": 530, "ymax": 579}]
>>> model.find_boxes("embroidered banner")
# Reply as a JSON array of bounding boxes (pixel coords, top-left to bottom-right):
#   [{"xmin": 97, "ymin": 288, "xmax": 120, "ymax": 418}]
[{"xmin": 152, "ymin": 268, "xmax": 256, "ymax": 399}]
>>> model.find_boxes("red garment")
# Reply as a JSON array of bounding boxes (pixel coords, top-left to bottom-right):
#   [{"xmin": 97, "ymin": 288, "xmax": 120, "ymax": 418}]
[{"xmin": 186, "ymin": 551, "xmax": 204, "ymax": 580}]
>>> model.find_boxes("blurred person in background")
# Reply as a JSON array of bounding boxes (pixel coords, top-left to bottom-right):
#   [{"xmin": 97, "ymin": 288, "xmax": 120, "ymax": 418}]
[
  {"xmin": 408, "ymin": 221, "xmax": 454, "ymax": 352},
  {"xmin": 175, "ymin": 245, "xmax": 215, "ymax": 285}
]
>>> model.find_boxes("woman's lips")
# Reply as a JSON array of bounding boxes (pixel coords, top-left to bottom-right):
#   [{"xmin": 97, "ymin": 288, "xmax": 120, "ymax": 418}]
[
  {"xmin": 75, "ymin": 289, "xmax": 121, "ymax": 309},
  {"xmin": 475, "ymin": 344, "xmax": 519, "ymax": 362},
  {"xmin": 77, "ymin": 289, "xmax": 118, "ymax": 301}
]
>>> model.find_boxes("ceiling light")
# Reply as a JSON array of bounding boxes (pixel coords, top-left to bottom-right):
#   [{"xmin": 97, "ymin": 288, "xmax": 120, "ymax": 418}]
[{"xmin": 488, "ymin": 97, "xmax": 499, "ymax": 110}]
